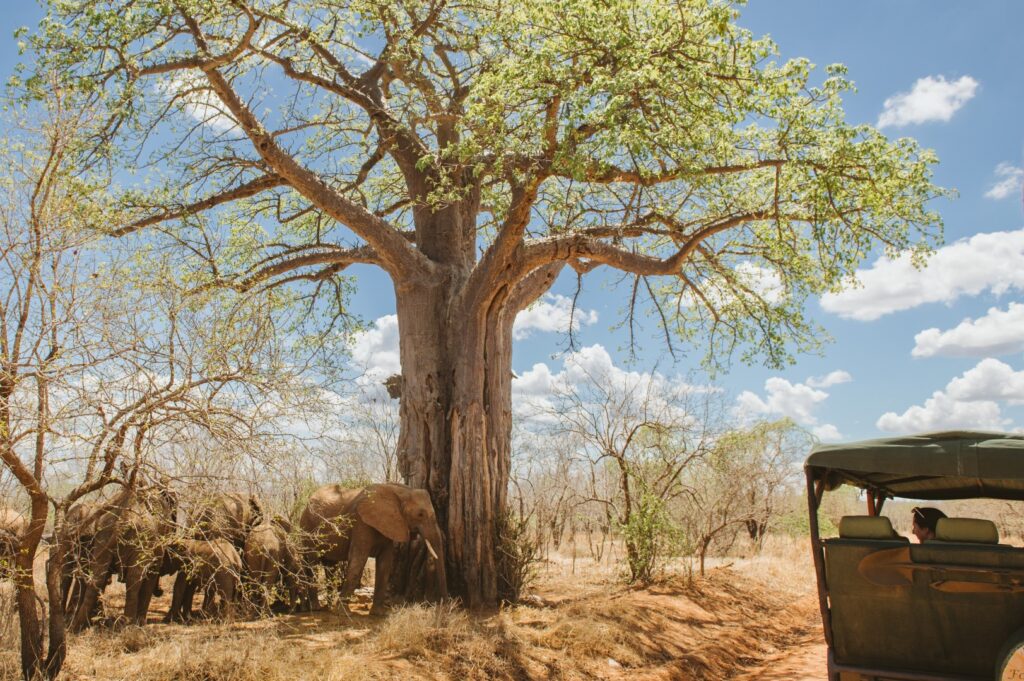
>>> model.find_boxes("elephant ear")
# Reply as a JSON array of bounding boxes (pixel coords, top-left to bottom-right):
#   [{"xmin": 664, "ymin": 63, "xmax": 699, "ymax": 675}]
[{"xmin": 357, "ymin": 487, "xmax": 409, "ymax": 543}]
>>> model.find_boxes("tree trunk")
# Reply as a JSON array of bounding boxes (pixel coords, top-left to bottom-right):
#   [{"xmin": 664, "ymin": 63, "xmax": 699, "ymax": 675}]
[
  {"xmin": 14, "ymin": 493, "xmax": 66, "ymax": 681},
  {"xmin": 393, "ymin": 264, "xmax": 560, "ymax": 608}
]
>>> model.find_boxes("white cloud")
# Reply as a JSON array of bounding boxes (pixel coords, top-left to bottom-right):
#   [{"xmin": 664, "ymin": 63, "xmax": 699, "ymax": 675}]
[
  {"xmin": 806, "ymin": 370, "xmax": 853, "ymax": 389},
  {"xmin": 821, "ymin": 230, "xmax": 1024, "ymax": 321},
  {"xmin": 985, "ymin": 163, "xmax": 1024, "ymax": 200},
  {"xmin": 735, "ymin": 372, "xmax": 847, "ymax": 441},
  {"xmin": 513, "ymin": 294, "xmax": 598, "ymax": 340},
  {"xmin": 877, "ymin": 393, "xmax": 1008, "ymax": 433},
  {"xmin": 513, "ymin": 362, "xmax": 558, "ymax": 398},
  {"xmin": 734, "ymin": 262, "xmax": 786, "ymax": 304},
  {"xmin": 944, "ymin": 358, "xmax": 1024, "ymax": 403},
  {"xmin": 512, "ymin": 344, "xmax": 710, "ymax": 426},
  {"xmin": 876, "ymin": 358, "xmax": 1024, "ymax": 433},
  {"xmin": 877, "ymin": 75, "xmax": 978, "ymax": 128},
  {"xmin": 350, "ymin": 314, "xmax": 401, "ymax": 382},
  {"xmin": 157, "ymin": 74, "xmax": 239, "ymax": 132},
  {"xmin": 811, "ymin": 424, "xmax": 843, "ymax": 441},
  {"xmin": 913, "ymin": 303, "xmax": 1024, "ymax": 357},
  {"xmin": 737, "ymin": 378, "xmax": 827, "ymax": 425}
]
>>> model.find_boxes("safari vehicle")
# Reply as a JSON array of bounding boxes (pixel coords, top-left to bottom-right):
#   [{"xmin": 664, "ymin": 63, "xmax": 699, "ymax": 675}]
[{"xmin": 805, "ymin": 431, "xmax": 1024, "ymax": 681}]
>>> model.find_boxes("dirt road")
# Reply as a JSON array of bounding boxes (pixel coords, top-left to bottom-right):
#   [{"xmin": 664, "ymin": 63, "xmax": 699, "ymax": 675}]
[
  {"xmin": 733, "ymin": 598, "xmax": 827, "ymax": 681},
  {"xmin": 734, "ymin": 636, "xmax": 827, "ymax": 680}
]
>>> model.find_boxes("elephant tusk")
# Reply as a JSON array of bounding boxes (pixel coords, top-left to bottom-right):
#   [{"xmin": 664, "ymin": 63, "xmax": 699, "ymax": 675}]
[{"xmin": 424, "ymin": 538, "xmax": 439, "ymax": 561}]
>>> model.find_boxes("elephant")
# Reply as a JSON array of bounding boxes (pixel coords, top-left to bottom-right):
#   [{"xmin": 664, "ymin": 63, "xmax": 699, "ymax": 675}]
[
  {"xmin": 188, "ymin": 492, "xmax": 263, "ymax": 549},
  {"xmin": 0, "ymin": 507, "xmax": 28, "ymax": 573},
  {"xmin": 242, "ymin": 516, "xmax": 299, "ymax": 612},
  {"xmin": 163, "ymin": 538, "xmax": 242, "ymax": 622},
  {"xmin": 68, "ymin": 484, "xmax": 177, "ymax": 630},
  {"xmin": 57, "ymin": 499, "xmax": 108, "ymax": 616},
  {"xmin": 299, "ymin": 482, "xmax": 448, "ymax": 615}
]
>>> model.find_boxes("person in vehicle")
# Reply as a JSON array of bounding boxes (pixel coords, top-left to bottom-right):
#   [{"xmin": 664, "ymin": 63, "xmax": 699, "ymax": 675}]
[{"xmin": 911, "ymin": 506, "xmax": 946, "ymax": 542}]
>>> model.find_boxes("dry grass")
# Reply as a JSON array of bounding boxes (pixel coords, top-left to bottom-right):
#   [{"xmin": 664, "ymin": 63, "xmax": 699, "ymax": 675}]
[{"xmin": 0, "ymin": 538, "xmax": 819, "ymax": 681}]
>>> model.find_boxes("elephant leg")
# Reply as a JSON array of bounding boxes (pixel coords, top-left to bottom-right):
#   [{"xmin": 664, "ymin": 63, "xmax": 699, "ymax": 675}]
[
  {"xmin": 135, "ymin": 570, "xmax": 160, "ymax": 625},
  {"xmin": 200, "ymin": 579, "xmax": 219, "ymax": 619},
  {"xmin": 122, "ymin": 561, "xmax": 145, "ymax": 625},
  {"xmin": 370, "ymin": 543, "xmax": 395, "ymax": 616},
  {"xmin": 341, "ymin": 525, "xmax": 374, "ymax": 600},
  {"xmin": 165, "ymin": 571, "xmax": 188, "ymax": 623},
  {"xmin": 182, "ymin": 579, "xmax": 198, "ymax": 621},
  {"xmin": 221, "ymin": 575, "xmax": 238, "ymax": 620},
  {"xmin": 70, "ymin": 542, "xmax": 115, "ymax": 631}
]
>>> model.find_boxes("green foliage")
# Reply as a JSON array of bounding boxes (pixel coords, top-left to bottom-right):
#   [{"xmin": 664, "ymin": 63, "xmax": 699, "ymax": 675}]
[
  {"xmin": 617, "ymin": 485, "xmax": 686, "ymax": 584},
  {"xmin": 26, "ymin": 0, "xmax": 947, "ymax": 373},
  {"xmin": 496, "ymin": 507, "xmax": 542, "ymax": 603},
  {"xmin": 775, "ymin": 508, "xmax": 838, "ymax": 538}
]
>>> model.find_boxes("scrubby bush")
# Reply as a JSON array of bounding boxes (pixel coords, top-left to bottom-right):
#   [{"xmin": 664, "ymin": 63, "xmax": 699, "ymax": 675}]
[
  {"xmin": 496, "ymin": 508, "xmax": 541, "ymax": 603},
  {"xmin": 618, "ymin": 487, "xmax": 686, "ymax": 584}
]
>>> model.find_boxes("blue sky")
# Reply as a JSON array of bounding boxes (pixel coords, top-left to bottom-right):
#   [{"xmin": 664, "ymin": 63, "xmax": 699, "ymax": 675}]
[{"xmin": 3, "ymin": 1, "xmax": 1023, "ymax": 444}]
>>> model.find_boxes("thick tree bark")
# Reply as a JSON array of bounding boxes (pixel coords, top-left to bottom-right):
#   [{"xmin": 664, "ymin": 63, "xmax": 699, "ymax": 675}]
[{"xmin": 393, "ymin": 263, "xmax": 562, "ymax": 608}]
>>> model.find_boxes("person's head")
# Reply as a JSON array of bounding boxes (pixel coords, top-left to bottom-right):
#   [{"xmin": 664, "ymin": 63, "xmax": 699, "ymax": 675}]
[{"xmin": 911, "ymin": 506, "xmax": 946, "ymax": 542}]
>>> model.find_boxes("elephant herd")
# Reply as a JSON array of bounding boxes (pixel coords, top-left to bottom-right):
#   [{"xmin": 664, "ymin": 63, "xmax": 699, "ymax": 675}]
[{"xmin": 0, "ymin": 481, "xmax": 448, "ymax": 629}]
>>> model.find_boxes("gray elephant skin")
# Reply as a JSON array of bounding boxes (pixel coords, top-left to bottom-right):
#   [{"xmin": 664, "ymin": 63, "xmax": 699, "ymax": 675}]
[
  {"xmin": 243, "ymin": 516, "xmax": 299, "ymax": 612},
  {"xmin": 0, "ymin": 507, "xmax": 27, "ymax": 571},
  {"xmin": 58, "ymin": 499, "xmax": 107, "ymax": 616},
  {"xmin": 68, "ymin": 485, "xmax": 177, "ymax": 630},
  {"xmin": 299, "ymin": 482, "xmax": 448, "ymax": 614},
  {"xmin": 163, "ymin": 537, "xmax": 242, "ymax": 622},
  {"xmin": 188, "ymin": 492, "xmax": 263, "ymax": 548}
]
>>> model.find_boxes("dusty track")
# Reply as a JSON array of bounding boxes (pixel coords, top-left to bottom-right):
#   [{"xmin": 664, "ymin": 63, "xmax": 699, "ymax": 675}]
[
  {"xmin": 3, "ymin": 558, "xmax": 829, "ymax": 680},
  {"xmin": 732, "ymin": 595, "xmax": 826, "ymax": 680}
]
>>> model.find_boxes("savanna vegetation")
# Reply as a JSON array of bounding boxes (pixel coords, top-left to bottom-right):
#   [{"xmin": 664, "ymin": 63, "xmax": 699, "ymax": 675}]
[{"xmin": 0, "ymin": 0, "xmax": 946, "ymax": 679}]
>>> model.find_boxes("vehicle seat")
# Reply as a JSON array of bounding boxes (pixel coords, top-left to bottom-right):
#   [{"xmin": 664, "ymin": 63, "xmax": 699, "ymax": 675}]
[
  {"xmin": 934, "ymin": 517, "xmax": 999, "ymax": 544},
  {"xmin": 838, "ymin": 515, "xmax": 905, "ymax": 541}
]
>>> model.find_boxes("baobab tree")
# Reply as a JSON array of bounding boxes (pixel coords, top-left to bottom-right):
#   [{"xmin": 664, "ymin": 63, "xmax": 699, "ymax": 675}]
[{"xmin": 33, "ymin": 0, "xmax": 943, "ymax": 605}]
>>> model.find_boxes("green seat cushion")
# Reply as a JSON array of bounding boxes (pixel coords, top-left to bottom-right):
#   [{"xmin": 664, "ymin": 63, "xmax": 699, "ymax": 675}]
[
  {"xmin": 838, "ymin": 515, "xmax": 901, "ymax": 540},
  {"xmin": 935, "ymin": 517, "xmax": 999, "ymax": 544}
]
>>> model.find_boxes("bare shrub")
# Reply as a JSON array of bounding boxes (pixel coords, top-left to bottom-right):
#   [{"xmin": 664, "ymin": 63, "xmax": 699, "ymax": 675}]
[{"xmin": 496, "ymin": 508, "xmax": 541, "ymax": 603}]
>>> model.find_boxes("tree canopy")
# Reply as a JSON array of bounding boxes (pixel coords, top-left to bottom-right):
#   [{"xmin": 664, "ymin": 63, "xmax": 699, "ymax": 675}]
[{"xmin": 29, "ymin": 0, "xmax": 943, "ymax": 368}]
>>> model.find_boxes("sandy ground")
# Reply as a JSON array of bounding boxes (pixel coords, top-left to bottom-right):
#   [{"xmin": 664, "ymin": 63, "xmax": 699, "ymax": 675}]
[
  {"xmin": 2, "ymin": 539, "xmax": 831, "ymax": 680},
  {"xmin": 733, "ymin": 596, "xmax": 827, "ymax": 680}
]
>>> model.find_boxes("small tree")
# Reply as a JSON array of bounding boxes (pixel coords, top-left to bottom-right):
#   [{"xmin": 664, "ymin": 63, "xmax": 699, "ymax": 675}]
[
  {"xmin": 675, "ymin": 419, "xmax": 807, "ymax": 575},
  {"xmin": 545, "ymin": 358, "xmax": 722, "ymax": 583}
]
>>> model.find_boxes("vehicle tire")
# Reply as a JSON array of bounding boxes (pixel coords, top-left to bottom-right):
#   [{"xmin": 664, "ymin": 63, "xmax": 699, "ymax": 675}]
[{"xmin": 996, "ymin": 628, "xmax": 1024, "ymax": 681}]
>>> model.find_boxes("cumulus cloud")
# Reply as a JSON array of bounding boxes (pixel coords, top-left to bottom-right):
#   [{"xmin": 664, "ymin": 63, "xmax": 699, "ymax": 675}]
[
  {"xmin": 985, "ymin": 163, "xmax": 1024, "ymax": 200},
  {"xmin": 349, "ymin": 314, "xmax": 401, "ymax": 382},
  {"xmin": 735, "ymin": 371, "xmax": 849, "ymax": 441},
  {"xmin": 157, "ymin": 74, "xmax": 239, "ymax": 132},
  {"xmin": 821, "ymin": 229, "xmax": 1024, "ymax": 321},
  {"xmin": 806, "ymin": 370, "xmax": 853, "ymax": 389},
  {"xmin": 811, "ymin": 424, "xmax": 842, "ymax": 441},
  {"xmin": 877, "ymin": 75, "xmax": 978, "ymax": 128},
  {"xmin": 512, "ymin": 344, "xmax": 709, "ymax": 425},
  {"xmin": 913, "ymin": 303, "xmax": 1024, "ymax": 357},
  {"xmin": 876, "ymin": 358, "xmax": 1024, "ymax": 433},
  {"xmin": 734, "ymin": 262, "xmax": 786, "ymax": 304},
  {"xmin": 513, "ymin": 294, "xmax": 598, "ymax": 340},
  {"xmin": 944, "ymin": 358, "xmax": 1024, "ymax": 403}
]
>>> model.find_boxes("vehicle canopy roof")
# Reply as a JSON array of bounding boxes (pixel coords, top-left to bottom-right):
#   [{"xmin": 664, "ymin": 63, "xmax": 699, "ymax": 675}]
[{"xmin": 805, "ymin": 431, "xmax": 1024, "ymax": 500}]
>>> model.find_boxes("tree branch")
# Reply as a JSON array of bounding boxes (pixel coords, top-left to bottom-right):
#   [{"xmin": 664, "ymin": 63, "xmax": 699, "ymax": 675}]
[{"xmin": 111, "ymin": 173, "xmax": 286, "ymax": 237}]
